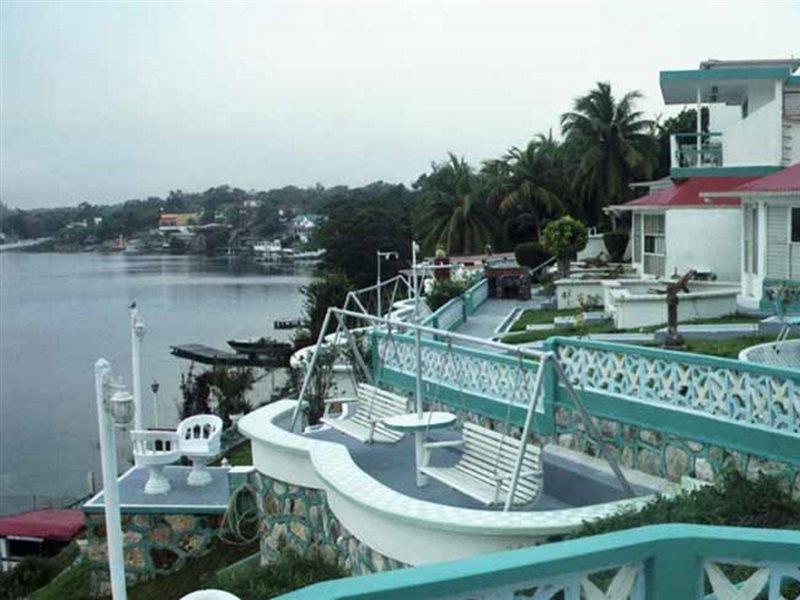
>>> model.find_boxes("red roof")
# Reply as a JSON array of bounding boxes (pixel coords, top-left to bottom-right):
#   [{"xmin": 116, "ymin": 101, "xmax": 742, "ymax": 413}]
[
  {"xmin": 0, "ymin": 509, "xmax": 85, "ymax": 542},
  {"xmin": 732, "ymin": 163, "xmax": 800, "ymax": 193},
  {"xmin": 622, "ymin": 177, "xmax": 759, "ymax": 208}
]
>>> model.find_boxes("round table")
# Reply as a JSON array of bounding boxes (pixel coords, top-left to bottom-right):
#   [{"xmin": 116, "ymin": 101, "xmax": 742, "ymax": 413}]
[{"xmin": 382, "ymin": 411, "xmax": 457, "ymax": 487}]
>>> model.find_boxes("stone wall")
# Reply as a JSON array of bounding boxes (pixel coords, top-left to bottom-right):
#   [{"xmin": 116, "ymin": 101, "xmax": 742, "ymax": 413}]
[
  {"xmin": 252, "ymin": 472, "xmax": 406, "ymax": 576},
  {"xmin": 84, "ymin": 511, "xmax": 222, "ymax": 597},
  {"xmin": 552, "ymin": 405, "xmax": 800, "ymax": 497}
]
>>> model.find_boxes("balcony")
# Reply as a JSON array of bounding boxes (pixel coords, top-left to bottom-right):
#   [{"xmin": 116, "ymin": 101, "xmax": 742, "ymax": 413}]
[{"xmin": 670, "ymin": 132, "xmax": 724, "ymax": 170}]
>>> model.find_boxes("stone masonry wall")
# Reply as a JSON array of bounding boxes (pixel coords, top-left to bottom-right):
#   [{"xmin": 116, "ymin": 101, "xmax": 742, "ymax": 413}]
[
  {"xmin": 85, "ymin": 511, "xmax": 222, "ymax": 597},
  {"xmin": 552, "ymin": 405, "xmax": 800, "ymax": 497},
  {"xmin": 252, "ymin": 472, "xmax": 406, "ymax": 576}
]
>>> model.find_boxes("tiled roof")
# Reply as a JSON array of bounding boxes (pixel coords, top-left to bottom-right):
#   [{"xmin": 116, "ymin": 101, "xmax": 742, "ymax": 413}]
[{"xmin": 619, "ymin": 177, "xmax": 758, "ymax": 208}]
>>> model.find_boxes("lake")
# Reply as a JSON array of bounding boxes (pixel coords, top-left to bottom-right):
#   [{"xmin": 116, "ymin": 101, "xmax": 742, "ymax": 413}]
[{"xmin": 0, "ymin": 252, "xmax": 311, "ymax": 516}]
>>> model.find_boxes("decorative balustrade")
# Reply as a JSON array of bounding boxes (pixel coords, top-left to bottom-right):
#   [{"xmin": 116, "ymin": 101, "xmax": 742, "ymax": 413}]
[
  {"xmin": 670, "ymin": 132, "xmax": 724, "ymax": 169},
  {"xmin": 466, "ymin": 278, "xmax": 489, "ymax": 314},
  {"xmin": 279, "ymin": 525, "xmax": 800, "ymax": 599},
  {"xmin": 373, "ymin": 330, "xmax": 540, "ymax": 412},
  {"xmin": 549, "ymin": 337, "xmax": 800, "ymax": 434}
]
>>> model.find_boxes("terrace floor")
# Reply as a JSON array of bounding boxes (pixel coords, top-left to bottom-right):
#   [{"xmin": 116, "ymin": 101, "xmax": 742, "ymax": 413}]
[
  {"xmin": 83, "ymin": 466, "xmax": 230, "ymax": 514},
  {"xmin": 298, "ymin": 418, "xmax": 655, "ymax": 512}
]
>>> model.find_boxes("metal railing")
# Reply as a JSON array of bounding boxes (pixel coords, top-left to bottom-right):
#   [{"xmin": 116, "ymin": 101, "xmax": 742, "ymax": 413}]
[{"xmin": 670, "ymin": 132, "xmax": 724, "ymax": 168}]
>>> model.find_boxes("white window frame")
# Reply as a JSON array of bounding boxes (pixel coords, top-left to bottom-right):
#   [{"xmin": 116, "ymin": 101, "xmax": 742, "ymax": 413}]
[{"xmin": 642, "ymin": 213, "xmax": 666, "ymax": 276}]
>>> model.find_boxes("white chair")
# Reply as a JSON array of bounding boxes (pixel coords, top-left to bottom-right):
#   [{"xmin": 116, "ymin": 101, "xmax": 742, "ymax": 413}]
[
  {"xmin": 177, "ymin": 415, "xmax": 223, "ymax": 487},
  {"xmin": 131, "ymin": 430, "xmax": 181, "ymax": 495}
]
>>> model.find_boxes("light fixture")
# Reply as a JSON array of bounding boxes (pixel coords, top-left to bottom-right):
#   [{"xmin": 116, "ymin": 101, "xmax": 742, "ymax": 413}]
[{"xmin": 108, "ymin": 390, "xmax": 134, "ymax": 427}]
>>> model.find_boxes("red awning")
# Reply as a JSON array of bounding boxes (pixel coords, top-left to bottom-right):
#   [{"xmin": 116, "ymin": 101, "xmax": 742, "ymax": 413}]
[
  {"xmin": 619, "ymin": 177, "xmax": 759, "ymax": 209},
  {"xmin": 0, "ymin": 509, "xmax": 85, "ymax": 542}
]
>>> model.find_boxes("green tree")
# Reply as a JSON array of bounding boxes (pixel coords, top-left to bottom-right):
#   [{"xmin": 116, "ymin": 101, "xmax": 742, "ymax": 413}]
[
  {"xmin": 541, "ymin": 216, "xmax": 588, "ymax": 277},
  {"xmin": 494, "ymin": 136, "xmax": 566, "ymax": 240},
  {"xmin": 313, "ymin": 183, "xmax": 412, "ymax": 287},
  {"xmin": 414, "ymin": 153, "xmax": 498, "ymax": 255},
  {"xmin": 656, "ymin": 107, "xmax": 709, "ymax": 177},
  {"xmin": 561, "ymin": 82, "xmax": 658, "ymax": 225}
]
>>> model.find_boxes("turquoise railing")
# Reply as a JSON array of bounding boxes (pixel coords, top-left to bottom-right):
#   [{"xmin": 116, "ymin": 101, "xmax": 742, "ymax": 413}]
[
  {"xmin": 372, "ymin": 333, "xmax": 800, "ymax": 471},
  {"xmin": 371, "ymin": 328, "xmax": 545, "ymax": 427},
  {"xmin": 422, "ymin": 277, "xmax": 488, "ymax": 331},
  {"xmin": 279, "ymin": 524, "xmax": 800, "ymax": 599}
]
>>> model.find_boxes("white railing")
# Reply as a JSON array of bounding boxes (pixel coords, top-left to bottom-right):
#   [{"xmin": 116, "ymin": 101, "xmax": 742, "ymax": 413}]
[{"xmin": 552, "ymin": 339, "xmax": 800, "ymax": 433}]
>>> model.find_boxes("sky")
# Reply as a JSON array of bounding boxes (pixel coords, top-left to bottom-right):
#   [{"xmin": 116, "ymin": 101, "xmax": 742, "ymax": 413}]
[{"xmin": 1, "ymin": 1, "xmax": 798, "ymax": 209}]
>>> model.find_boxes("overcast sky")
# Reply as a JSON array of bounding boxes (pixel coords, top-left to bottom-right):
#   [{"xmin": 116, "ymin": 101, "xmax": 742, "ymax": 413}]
[{"xmin": 1, "ymin": 1, "xmax": 798, "ymax": 209}]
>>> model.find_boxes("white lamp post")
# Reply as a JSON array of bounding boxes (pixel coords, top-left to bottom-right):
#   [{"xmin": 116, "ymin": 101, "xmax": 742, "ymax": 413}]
[
  {"xmin": 94, "ymin": 359, "xmax": 134, "ymax": 600},
  {"xmin": 376, "ymin": 250, "xmax": 399, "ymax": 318},
  {"xmin": 150, "ymin": 380, "xmax": 160, "ymax": 428},
  {"xmin": 130, "ymin": 308, "xmax": 145, "ymax": 431}
]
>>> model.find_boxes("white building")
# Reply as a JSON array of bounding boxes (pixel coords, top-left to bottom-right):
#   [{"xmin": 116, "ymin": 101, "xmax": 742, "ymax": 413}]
[
  {"xmin": 610, "ymin": 58, "xmax": 800, "ymax": 284},
  {"xmin": 704, "ymin": 163, "xmax": 800, "ymax": 309}
]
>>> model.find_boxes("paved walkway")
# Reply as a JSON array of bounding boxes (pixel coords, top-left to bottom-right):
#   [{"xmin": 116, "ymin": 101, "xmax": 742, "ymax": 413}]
[{"xmin": 455, "ymin": 298, "xmax": 535, "ymax": 340}]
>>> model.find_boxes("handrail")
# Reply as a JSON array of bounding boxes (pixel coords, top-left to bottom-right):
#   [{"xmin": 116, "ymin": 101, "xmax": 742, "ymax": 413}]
[
  {"xmin": 530, "ymin": 255, "xmax": 557, "ymax": 278},
  {"xmin": 278, "ymin": 524, "xmax": 800, "ymax": 599}
]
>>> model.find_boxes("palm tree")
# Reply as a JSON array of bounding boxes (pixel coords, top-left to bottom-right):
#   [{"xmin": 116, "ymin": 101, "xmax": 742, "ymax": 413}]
[
  {"xmin": 561, "ymin": 82, "xmax": 658, "ymax": 224},
  {"xmin": 415, "ymin": 153, "xmax": 498, "ymax": 255},
  {"xmin": 491, "ymin": 136, "xmax": 566, "ymax": 241}
]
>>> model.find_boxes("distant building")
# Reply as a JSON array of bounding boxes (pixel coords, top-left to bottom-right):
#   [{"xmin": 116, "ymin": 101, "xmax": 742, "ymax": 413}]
[
  {"xmin": 292, "ymin": 214, "xmax": 320, "ymax": 243},
  {"xmin": 159, "ymin": 212, "xmax": 200, "ymax": 233}
]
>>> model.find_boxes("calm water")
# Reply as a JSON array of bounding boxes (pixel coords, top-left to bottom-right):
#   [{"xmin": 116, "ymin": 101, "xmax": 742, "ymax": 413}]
[{"xmin": 0, "ymin": 252, "xmax": 310, "ymax": 515}]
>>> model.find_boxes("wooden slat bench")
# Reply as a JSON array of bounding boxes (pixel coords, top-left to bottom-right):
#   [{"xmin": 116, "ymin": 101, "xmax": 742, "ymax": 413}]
[
  {"xmin": 420, "ymin": 422, "xmax": 543, "ymax": 506},
  {"xmin": 321, "ymin": 383, "xmax": 409, "ymax": 444}
]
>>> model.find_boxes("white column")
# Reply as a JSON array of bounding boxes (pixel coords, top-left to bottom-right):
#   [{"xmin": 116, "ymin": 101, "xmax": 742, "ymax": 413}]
[
  {"xmin": 376, "ymin": 252, "xmax": 382, "ymax": 318},
  {"xmin": 696, "ymin": 87, "xmax": 703, "ymax": 167},
  {"xmin": 94, "ymin": 359, "xmax": 127, "ymax": 600},
  {"xmin": 130, "ymin": 309, "xmax": 145, "ymax": 431}
]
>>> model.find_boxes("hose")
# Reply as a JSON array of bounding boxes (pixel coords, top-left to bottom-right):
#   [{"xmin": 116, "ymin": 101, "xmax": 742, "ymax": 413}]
[{"xmin": 218, "ymin": 483, "xmax": 260, "ymax": 546}]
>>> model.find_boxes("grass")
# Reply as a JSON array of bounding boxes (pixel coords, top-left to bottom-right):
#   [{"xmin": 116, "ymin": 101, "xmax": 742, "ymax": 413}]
[
  {"xmin": 211, "ymin": 547, "xmax": 347, "ymax": 599},
  {"xmin": 683, "ymin": 334, "xmax": 781, "ymax": 359},
  {"xmin": 501, "ymin": 309, "xmax": 768, "ymax": 356},
  {"xmin": 28, "ymin": 560, "xmax": 91, "ymax": 600}
]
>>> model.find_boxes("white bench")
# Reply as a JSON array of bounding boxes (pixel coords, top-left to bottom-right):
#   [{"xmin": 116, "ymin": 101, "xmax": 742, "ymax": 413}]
[
  {"xmin": 420, "ymin": 422, "xmax": 543, "ymax": 507},
  {"xmin": 177, "ymin": 415, "xmax": 223, "ymax": 487},
  {"xmin": 321, "ymin": 383, "xmax": 409, "ymax": 443}
]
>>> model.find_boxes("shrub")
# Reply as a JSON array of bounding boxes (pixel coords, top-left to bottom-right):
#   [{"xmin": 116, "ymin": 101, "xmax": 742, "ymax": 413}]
[
  {"xmin": 542, "ymin": 216, "xmax": 588, "ymax": 278},
  {"xmin": 572, "ymin": 469, "xmax": 800, "ymax": 539},
  {"xmin": 179, "ymin": 365, "xmax": 255, "ymax": 427},
  {"xmin": 603, "ymin": 231, "xmax": 629, "ymax": 262},
  {"xmin": 426, "ymin": 278, "xmax": 468, "ymax": 311},
  {"xmin": 514, "ymin": 242, "xmax": 552, "ymax": 270}
]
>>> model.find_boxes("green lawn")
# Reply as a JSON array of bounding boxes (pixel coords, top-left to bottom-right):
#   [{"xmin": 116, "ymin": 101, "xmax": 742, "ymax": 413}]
[{"xmin": 502, "ymin": 309, "xmax": 766, "ymax": 355}]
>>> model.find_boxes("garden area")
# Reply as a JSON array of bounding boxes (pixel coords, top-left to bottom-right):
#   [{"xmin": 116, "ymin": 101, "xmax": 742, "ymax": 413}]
[{"xmin": 498, "ymin": 308, "xmax": 784, "ymax": 359}]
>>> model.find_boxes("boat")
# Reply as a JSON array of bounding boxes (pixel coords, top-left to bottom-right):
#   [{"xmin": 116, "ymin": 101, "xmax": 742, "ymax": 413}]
[{"xmin": 227, "ymin": 338, "xmax": 293, "ymax": 360}]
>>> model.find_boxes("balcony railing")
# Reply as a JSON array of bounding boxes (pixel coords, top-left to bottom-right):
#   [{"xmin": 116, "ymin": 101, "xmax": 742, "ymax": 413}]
[{"xmin": 670, "ymin": 132, "xmax": 723, "ymax": 169}]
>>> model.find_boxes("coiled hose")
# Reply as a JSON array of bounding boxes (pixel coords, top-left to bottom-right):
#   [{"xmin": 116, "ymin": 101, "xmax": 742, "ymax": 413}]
[{"xmin": 218, "ymin": 482, "xmax": 260, "ymax": 545}]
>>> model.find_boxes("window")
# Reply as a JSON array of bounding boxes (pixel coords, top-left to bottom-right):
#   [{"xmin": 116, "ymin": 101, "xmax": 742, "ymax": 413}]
[
  {"xmin": 642, "ymin": 213, "xmax": 666, "ymax": 277},
  {"xmin": 792, "ymin": 207, "xmax": 800, "ymax": 243}
]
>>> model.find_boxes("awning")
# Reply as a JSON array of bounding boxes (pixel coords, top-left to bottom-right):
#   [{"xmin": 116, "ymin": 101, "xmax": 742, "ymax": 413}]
[{"xmin": 0, "ymin": 509, "xmax": 85, "ymax": 542}]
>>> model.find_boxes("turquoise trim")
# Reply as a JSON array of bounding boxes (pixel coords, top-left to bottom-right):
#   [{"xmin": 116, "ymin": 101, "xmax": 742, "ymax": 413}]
[
  {"xmin": 788, "ymin": 75, "xmax": 800, "ymax": 87},
  {"xmin": 278, "ymin": 524, "xmax": 800, "ymax": 599},
  {"xmin": 670, "ymin": 165, "xmax": 783, "ymax": 179},
  {"xmin": 82, "ymin": 504, "xmax": 227, "ymax": 515},
  {"xmin": 660, "ymin": 67, "xmax": 792, "ymax": 83},
  {"xmin": 760, "ymin": 278, "xmax": 800, "ymax": 314},
  {"xmin": 672, "ymin": 131, "xmax": 722, "ymax": 138}
]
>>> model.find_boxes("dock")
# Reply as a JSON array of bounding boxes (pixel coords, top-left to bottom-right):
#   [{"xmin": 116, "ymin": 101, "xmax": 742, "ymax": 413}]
[
  {"xmin": 170, "ymin": 344, "xmax": 288, "ymax": 368},
  {"xmin": 274, "ymin": 318, "xmax": 302, "ymax": 330}
]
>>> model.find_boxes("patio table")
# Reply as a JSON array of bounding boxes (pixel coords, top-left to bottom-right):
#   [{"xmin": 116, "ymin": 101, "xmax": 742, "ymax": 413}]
[{"xmin": 382, "ymin": 411, "xmax": 457, "ymax": 487}]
